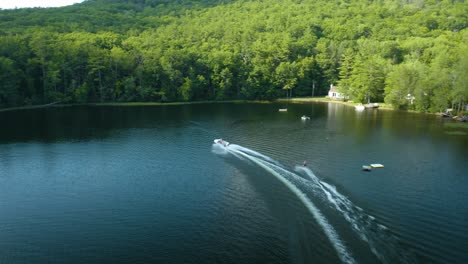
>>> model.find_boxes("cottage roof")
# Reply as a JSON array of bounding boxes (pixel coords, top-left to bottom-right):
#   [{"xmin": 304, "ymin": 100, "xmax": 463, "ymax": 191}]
[{"xmin": 329, "ymin": 86, "xmax": 338, "ymax": 92}]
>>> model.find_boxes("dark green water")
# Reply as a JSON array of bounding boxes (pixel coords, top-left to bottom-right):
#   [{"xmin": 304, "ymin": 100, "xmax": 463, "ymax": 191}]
[{"xmin": 0, "ymin": 103, "xmax": 467, "ymax": 263}]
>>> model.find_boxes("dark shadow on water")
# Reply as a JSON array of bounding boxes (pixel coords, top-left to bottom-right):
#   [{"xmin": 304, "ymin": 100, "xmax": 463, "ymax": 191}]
[{"xmin": 220, "ymin": 153, "xmax": 342, "ymax": 264}]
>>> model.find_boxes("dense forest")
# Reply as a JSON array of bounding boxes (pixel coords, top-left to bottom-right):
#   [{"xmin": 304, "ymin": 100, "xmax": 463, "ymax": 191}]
[{"xmin": 0, "ymin": 0, "xmax": 467, "ymax": 112}]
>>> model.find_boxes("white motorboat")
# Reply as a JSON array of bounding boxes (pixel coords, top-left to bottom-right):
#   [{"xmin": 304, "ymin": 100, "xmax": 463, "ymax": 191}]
[
  {"xmin": 214, "ymin": 138, "xmax": 230, "ymax": 147},
  {"xmin": 365, "ymin": 103, "xmax": 379, "ymax": 109},
  {"xmin": 301, "ymin": 115, "xmax": 310, "ymax": 120},
  {"xmin": 355, "ymin": 104, "xmax": 365, "ymax": 111}
]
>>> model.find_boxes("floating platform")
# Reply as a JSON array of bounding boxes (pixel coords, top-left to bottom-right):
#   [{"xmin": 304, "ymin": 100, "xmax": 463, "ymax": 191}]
[
  {"xmin": 279, "ymin": 109, "xmax": 288, "ymax": 112},
  {"xmin": 370, "ymin": 164, "xmax": 384, "ymax": 168}
]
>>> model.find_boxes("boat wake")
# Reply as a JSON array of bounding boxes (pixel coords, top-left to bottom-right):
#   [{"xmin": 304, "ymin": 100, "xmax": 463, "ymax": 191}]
[{"xmin": 212, "ymin": 142, "xmax": 415, "ymax": 264}]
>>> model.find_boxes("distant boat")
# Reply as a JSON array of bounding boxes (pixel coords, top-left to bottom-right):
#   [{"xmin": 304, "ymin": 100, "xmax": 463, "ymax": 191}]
[
  {"xmin": 355, "ymin": 104, "xmax": 365, "ymax": 111},
  {"xmin": 363, "ymin": 164, "xmax": 384, "ymax": 171},
  {"xmin": 279, "ymin": 109, "xmax": 288, "ymax": 112},
  {"xmin": 365, "ymin": 103, "xmax": 379, "ymax": 109},
  {"xmin": 440, "ymin": 108, "xmax": 453, "ymax": 117},
  {"xmin": 301, "ymin": 115, "xmax": 310, "ymax": 120},
  {"xmin": 456, "ymin": 115, "xmax": 468, "ymax": 122}
]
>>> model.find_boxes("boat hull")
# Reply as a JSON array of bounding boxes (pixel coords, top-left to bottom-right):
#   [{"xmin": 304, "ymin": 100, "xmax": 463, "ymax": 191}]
[
  {"xmin": 355, "ymin": 105, "xmax": 365, "ymax": 111},
  {"xmin": 214, "ymin": 139, "xmax": 230, "ymax": 147}
]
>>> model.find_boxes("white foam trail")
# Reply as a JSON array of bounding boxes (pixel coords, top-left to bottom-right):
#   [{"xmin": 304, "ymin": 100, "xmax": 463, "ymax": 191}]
[
  {"xmin": 231, "ymin": 149, "xmax": 356, "ymax": 264},
  {"xmin": 295, "ymin": 165, "xmax": 322, "ymax": 186},
  {"xmin": 228, "ymin": 144, "xmax": 280, "ymax": 166},
  {"xmin": 296, "ymin": 166, "xmax": 389, "ymax": 262},
  {"xmin": 211, "ymin": 144, "xmax": 229, "ymax": 155},
  {"xmin": 211, "ymin": 144, "xmax": 246, "ymax": 161},
  {"xmin": 215, "ymin": 143, "xmax": 412, "ymax": 263}
]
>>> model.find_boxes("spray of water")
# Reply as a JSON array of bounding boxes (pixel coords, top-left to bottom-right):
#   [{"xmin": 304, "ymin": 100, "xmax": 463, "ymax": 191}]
[
  {"xmin": 296, "ymin": 166, "xmax": 417, "ymax": 263},
  {"xmin": 214, "ymin": 143, "xmax": 356, "ymax": 264},
  {"xmin": 213, "ymin": 142, "xmax": 415, "ymax": 264},
  {"xmin": 228, "ymin": 144, "xmax": 281, "ymax": 166},
  {"xmin": 295, "ymin": 166, "xmax": 386, "ymax": 260}
]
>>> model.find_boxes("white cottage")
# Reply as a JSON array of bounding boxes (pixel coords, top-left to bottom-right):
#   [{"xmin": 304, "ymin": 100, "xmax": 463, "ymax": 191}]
[{"xmin": 327, "ymin": 84, "xmax": 346, "ymax": 100}]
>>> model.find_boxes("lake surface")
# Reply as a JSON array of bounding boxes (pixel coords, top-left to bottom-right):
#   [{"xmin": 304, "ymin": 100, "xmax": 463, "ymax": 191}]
[{"xmin": 0, "ymin": 102, "xmax": 467, "ymax": 264}]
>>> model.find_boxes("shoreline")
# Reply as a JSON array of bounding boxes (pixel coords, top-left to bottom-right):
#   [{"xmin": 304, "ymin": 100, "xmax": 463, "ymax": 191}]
[
  {"xmin": 0, "ymin": 100, "xmax": 272, "ymax": 113},
  {"xmin": 92, "ymin": 99, "xmax": 273, "ymax": 107},
  {"xmin": 279, "ymin": 97, "xmax": 444, "ymax": 116},
  {"xmin": 0, "ymin": 97, "xmax": 420, "ymax": 113},
  {"xmin": 277, "ymin": 97, "xmax": 395, "ymax": 111},
  {"xmin": 0, "ymin": 102, "xmax": 62, "ymax": 113}
]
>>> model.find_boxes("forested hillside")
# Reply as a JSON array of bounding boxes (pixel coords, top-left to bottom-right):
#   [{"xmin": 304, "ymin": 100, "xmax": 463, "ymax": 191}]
[{"xmin": 0, "ymin": 0, "xmax": 467, "ymax": 112}]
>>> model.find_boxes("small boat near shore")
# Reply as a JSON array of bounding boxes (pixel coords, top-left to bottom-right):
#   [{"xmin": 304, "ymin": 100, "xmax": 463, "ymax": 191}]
[
  {"xmin": 440, "ymin": 108, "xmax": 453, "ymax": 118},
  {"xmin": 279, "ymin": 108, "xmax": 288, "ymax": 112},
  {"xmin": 452, "ymin": 115, "xmax": 468, "ymax": 122},
  {"xmin": 365, "ymin": 103, "xmax": 379, "ymax": 109},
  {"xmin": 362, "ymin": 163, "xmax": 384, "ymax": 171},
  {"xmin": 301, "ymin": 115, "xmax": 310, "ymax": 120},
  {"xmin": 355, "ymin": 104, "xmax": 365, "ymax": 111}
]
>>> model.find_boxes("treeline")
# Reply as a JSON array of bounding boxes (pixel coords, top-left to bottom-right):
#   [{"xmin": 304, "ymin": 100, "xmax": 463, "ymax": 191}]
[{"xmin": 0, "ymin": 0, "xmax": 467, "ymax": 112}]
